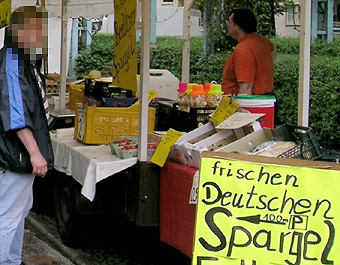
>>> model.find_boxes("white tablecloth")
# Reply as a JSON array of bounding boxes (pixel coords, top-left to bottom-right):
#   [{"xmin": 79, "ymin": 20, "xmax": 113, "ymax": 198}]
[{"xmin": 50, "ymin": 128, "xmax": 137, "ymax": 201}]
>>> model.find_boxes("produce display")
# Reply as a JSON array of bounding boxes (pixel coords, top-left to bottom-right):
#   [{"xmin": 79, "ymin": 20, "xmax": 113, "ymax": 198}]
[
  {"xmin": 246, "ymin": 141, "xmax": 297, "ymax": 157},
  {"xmin": 109, "ymin": 137, "xmax": 157, "ymax": 159}
]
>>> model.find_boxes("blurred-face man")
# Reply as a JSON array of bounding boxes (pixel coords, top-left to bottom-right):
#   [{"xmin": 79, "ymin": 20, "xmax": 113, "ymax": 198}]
[{"xmin": 0, "ymin": 6, "xmax": 54, "ymax": 265}]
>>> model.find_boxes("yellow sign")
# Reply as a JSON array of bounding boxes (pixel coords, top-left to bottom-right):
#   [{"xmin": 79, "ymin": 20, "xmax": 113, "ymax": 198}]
[
  {"xmin": 0, "ymin": 0, "xmax": 11, "ymax": 29},
  {"xmin": 135, "ymin": 89, "xmax": 158, "ymax": 105},
  {"xmin": 112, "ymin": 0, "xmax": 137, "ymax": 91},
  {"xmin": 151, "ymin": 129, "xmax": 183, "ymax": 167},
  {"xmin": 211, "ymin": 96, "xmax": 239, "ymax": 125},
  {"xmin": 148, "ymin": 89, "xmax": 158, "ymax": 102},
  {"xmin": 193, "ymin": 157, "xmax": 339, "ymax": 265}
]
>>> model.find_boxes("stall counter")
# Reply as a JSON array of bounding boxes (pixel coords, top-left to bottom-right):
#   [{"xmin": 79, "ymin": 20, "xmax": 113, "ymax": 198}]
[{"xmin": 50, "ymin": 128, "xmax": 137, "ymax": 201}]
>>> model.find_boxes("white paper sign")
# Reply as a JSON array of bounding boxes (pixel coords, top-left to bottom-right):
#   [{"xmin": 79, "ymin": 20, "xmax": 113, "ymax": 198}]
[
  {"xmin": 77, "ymin": 106, "xmax": 85, "ymax": 141},
  {"xmin": 189, "ymin": 170, "xmax": 200, "ymax": 204},
  {"xmin": 216, "ymin": 112, "xmax": 264, "ymax": 130}
]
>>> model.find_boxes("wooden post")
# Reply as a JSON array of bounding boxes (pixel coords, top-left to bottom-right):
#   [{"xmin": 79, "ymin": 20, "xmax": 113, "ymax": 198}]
[
  {"xmin": 181, "ymin": 0, "xmax": 194, "ymax": 83},
  {"xmin": 138, "ymin": 0, "xmax": 151, "ymax": 161},
  {"xmin": 59, "ymin": 0, "xmax": 69, "ymax": 112},
  {"xmin": 298, "ymin": 0, "xmax": 311, "ymax": 127}
]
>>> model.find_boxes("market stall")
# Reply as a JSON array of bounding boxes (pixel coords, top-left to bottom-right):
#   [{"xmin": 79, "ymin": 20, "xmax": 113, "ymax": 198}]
[
  {"xmin": 4, "ymin": 0, "xmax": 314, "ymax": 153},
  {"xmin": 5, "ymin": 0, "xmax": 323, "ymax": 256}
]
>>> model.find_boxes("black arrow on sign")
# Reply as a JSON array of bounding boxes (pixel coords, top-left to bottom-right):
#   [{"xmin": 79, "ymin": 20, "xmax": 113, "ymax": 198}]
[{"xmin": 236, "ymin": 214, "xmax": 286, "ymax": 225}]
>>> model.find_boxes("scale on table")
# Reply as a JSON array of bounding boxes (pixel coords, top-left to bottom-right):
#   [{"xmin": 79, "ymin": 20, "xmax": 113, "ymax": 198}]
[{"xmin": 48, "ymin": 109, "xmax": 75, "ymax": 131}]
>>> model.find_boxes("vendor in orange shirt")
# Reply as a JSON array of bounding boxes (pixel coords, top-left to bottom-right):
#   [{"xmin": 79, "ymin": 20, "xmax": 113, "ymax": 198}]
[{"xmin": 222, "ymin": 9, "xmax": 277, "ymax": 95}]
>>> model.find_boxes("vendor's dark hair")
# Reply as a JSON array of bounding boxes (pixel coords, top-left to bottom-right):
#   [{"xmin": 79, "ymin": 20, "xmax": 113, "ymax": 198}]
[{"xmin": 232, "ymin": 9, "xmax": 257, "ymax": 33}]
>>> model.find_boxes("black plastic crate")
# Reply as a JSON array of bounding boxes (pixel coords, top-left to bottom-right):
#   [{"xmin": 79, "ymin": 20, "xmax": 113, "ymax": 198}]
[
  {"xmin": 156, "ymin": 101, "xmax": 176, "ymax": 131},
  {"xmin": 85, "ymin": 79, "xmax": 132, "ymax": 101},
  {"xmin": 316, "ymin": 149, "xmax": 340, "ymax": 163},
  {"xmin": 157, "ymin": 101, "xmax": 215, "ymax": 132},
  {"xmin": 273, "ymin": 123, "xmax": 322, "ymax": 160}
]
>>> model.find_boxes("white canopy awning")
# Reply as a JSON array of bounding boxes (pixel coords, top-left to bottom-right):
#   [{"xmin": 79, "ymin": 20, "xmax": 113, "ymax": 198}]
[{"xmin": 11, "ymin": 0, "xmax": 114, "ymax": 19}]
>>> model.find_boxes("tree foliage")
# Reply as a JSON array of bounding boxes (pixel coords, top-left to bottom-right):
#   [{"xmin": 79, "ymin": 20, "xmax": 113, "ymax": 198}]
[{"xmin": 194, "ymin": 0, "xmax": 294, "ymax": 52}]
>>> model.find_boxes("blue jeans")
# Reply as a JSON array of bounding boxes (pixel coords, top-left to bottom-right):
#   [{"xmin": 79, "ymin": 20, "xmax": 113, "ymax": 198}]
[{"xmin": 0, "ymin": 170, "xmax": 35, "ymax": 265}]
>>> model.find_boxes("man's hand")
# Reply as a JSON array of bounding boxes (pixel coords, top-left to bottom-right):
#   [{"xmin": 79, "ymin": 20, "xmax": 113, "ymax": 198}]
[
  {"xmin": 30, "ymin": 151, "xmax": 48, "ymax": 177},
  {"xmin": 16, "ymin": 128, "xmax": 48, "ymax": 177}
]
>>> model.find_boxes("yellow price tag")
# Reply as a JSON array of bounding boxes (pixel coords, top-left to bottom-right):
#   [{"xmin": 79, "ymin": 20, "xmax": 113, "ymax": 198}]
[
  {"xmin": 150, "ymin": 128, "xmax": 183, "ymax": 167},
  {"xmin": 210, "ymin": 96, "xmax": 239, "ymax": 125},
  {"xmin": 135, "ymin": 89, "xmax": 158, "ymax": 105},
  {"xmin": 148, "ymin": 89, "xmax": 158, "ymax": 103}
]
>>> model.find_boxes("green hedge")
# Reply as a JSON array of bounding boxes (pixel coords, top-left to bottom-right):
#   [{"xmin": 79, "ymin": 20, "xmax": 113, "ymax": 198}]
[
  {"xmin": 75, "ymin": 35, "xmax": 340, "ymax": 150},
  {"xmin": 150, "ymin": 48, "xmax": 228, "ymax": 83},
  {"xmin": 273, "ymin": 54, "xmax": 340, "ymax": 150},
  {"xmin": 76, "ymin": 34, "xmax": 114, "ymax": 78}
]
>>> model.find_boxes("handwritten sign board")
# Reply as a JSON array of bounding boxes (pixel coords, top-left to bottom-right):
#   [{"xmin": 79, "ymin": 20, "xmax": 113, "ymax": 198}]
[
  {"xmin": 112, "ymin": 0, "xmax": 137, "ymax": 91},
  {"xmin": 0, "ymin": 0, "xmax": 11, "ymax": 29},
  {"xmin": 210, "ymin": 96, "xmax": 239, "ymax": 125},
  {"xmin": 192, "ymin": 152, "xmax": 339, "ymax": 265}
]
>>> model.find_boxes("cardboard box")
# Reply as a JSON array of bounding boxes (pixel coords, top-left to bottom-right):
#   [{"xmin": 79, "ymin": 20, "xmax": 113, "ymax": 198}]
[
  {"xmin": 176, "ymin": 122, "xmax": 216, "ymax": 143},
  {"xmin": 216, "ymin": 128, "xmax": 274, "ymax": 153},
  {"xmin": 202, "ymin": 151, "xmax": 340, "ymax": 171},
  {"xmin": 148, "ymin": 131, "xmax": 168, "ymax": 145},
  {"xmin": 171, "ymin": 113, "xmax": 264, "ymax": 168},
  {"xmin": 177, "ymin": 130, "xmax": 235, "ymax": 168},
  {"xmin": 177, "ymin": 125, "xmax": 260, "ymax": 168},
  {"xmin": 48, "ymin": 94, "xmax": 69, "ymax": 110},
  {"xmin": 168, "ymin": 122, "xmax": 217, "ymax": 163}
]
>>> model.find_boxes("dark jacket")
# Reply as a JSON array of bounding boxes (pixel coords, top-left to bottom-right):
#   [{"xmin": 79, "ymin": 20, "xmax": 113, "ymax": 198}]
[{"xmin": 0, "ymin": 46, "xmax": 54, "ymax": 173}]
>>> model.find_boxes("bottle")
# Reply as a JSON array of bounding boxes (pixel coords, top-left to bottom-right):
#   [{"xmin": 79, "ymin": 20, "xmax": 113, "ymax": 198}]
[
  {"xmin": 207, "ymin": 84, "xmax": 224, "ymax": 107},
  {"xmin": 190, "ymin": 84, "xmax": 207, "ymax": 108},
  {"xmin": 177, "ymin": 82, "xmax": 189, "ymax": 111}
]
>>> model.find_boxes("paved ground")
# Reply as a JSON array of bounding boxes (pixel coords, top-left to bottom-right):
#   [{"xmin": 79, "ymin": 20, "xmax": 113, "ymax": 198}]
[
  {"xmin": 25, "ymin": 211, "xmax": 191, "ymax": 265},
  {"xmin": 23, "ymin": 226, "xmax": 74, "ymax": 265}
]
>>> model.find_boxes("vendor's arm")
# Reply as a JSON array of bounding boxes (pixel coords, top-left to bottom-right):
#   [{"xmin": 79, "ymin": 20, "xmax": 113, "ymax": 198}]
[
  {"xmin": 238, "ymin": 82, "xmax": 253, "ymax": 95},
  {"xmin": 16, "ymin": 128, "xmax": 47, "ymax": 177}
]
